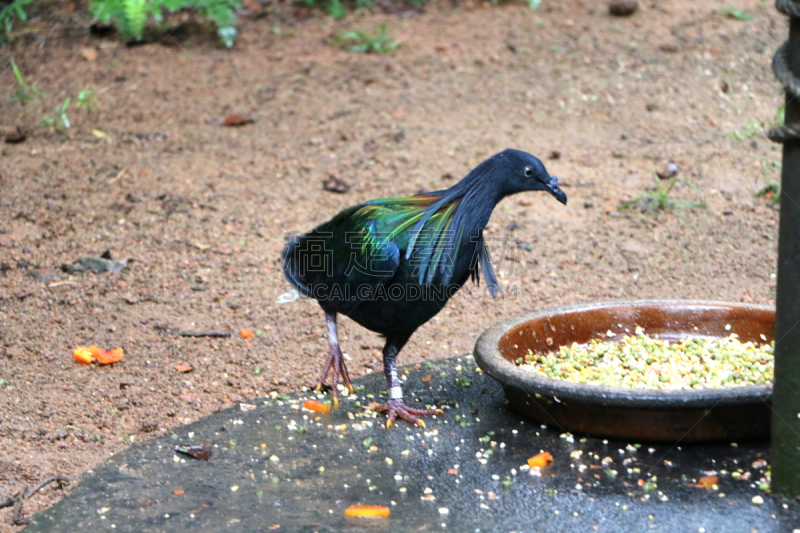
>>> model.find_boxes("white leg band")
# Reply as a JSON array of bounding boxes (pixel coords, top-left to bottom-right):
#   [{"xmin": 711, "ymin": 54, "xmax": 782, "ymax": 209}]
[{"xmin": 389, "ymin": 386, "xmax": 403, "ymax": 400}]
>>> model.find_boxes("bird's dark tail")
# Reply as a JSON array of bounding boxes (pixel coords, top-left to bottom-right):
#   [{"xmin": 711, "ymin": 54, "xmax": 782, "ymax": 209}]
[{"xmin": 281, "ymin": 234, "xmax": 314, "ymax": 299}]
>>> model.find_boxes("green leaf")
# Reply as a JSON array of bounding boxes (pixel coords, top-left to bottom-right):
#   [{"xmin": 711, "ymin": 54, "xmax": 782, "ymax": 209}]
[
  {"xmin": 59, "ymin": 97, "xmax": 72, "ymax": 129},
  {"xmin": 775, "ymin": 103, "xmax": 785, "ymax": 127},
  {"xmin": 528, "ymin": 0, "xmax": 541, "ymax": 9},
  {"xmin": 714, "ymin": 6, "xmax": 752, "ymax": 20},
  {"xmin": 0, "ymin": 0, "xmax": 33, "ymax": 44},
  {"xmin": 124, "ymin": 0, "xmax": 147, "ymax": 39},
  {"xmin": 328, "ymin": 0, "xmax": 345, "ymax": 19},
  {"xmin": 757, "ymin": 182, "xmax": 781, "ymax": 204},
  {"xmin": 88, "ymin": 0, "xmax": 241, "ymax": 46}
]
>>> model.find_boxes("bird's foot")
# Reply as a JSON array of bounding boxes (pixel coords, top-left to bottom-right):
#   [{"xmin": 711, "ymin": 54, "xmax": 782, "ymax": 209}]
[
  {"xmin": 314, "ymin": 348, "xmax": 354, "ymax": 408},
  {"xmin": 370, "ymin": 399, "xmax": 443, "ymax": 428}
]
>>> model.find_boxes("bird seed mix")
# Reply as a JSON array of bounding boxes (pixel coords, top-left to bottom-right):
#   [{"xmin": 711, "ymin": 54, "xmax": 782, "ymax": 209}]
[{"xmin": 517, "ymin": 326, "xmax": 774, "ymax": 389}]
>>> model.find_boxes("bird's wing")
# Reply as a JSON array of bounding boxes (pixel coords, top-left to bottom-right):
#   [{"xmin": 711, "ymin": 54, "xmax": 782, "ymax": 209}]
[
  {"xmin": 283, "ymin": 193, "xmax": 468, "ymax": 310},
  {"xmin": 364, "ymin": 194, "xmax": 464, "ymax": 286}
]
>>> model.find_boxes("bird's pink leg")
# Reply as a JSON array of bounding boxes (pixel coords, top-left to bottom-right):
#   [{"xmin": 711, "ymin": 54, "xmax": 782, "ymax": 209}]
[
  {"xmin": 314, "ymin": 311, "xmax": 353, "ymax": 408},
  {"xmin": 371, "ymin": 336, "xmax": 441, "ymax": 427}
]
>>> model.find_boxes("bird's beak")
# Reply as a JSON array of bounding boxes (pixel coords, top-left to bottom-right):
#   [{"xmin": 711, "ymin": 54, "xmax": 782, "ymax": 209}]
[{"xmin": 546, "ymin": 175, "xmax": 567, "ymax": 205}]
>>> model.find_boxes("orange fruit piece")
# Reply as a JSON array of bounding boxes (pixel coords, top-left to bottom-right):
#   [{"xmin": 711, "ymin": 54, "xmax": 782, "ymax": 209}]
[
  {"xmin": 87, "ymin": 345, "xmax": 105, "ymax": 358},
  {"xmin": 73, "ymin": 347, "xmax": 93, "ymax": 365},
  {"xmin": 97, "ymin": 347, "xmax": 124, "ymax": 365},
  {"xmin": 527, "ymin": 451, "xmax": 554, "ymax": 468},
  {"xmin": 303, "ymin": 399, "xmax": 331, "ymax": 413},
  {"xmin": 344, "ymin": 504, "xmax": 390, "ymax": 518},
  {"xmin": 694, "ymin": 475, "xmax": 718, "ymax": 488},
  {"xmin": 240, "ymin": 329, "xmax": 255, "ymax": 339}
]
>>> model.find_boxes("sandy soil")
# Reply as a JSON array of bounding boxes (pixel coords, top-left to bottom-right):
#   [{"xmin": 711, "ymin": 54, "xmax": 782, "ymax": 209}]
[{"xmin": 0, "ymin": 0, "xmax": 786, "ymax": 526}]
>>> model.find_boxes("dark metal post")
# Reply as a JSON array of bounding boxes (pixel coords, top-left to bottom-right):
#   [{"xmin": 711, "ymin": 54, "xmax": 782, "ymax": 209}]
[{"xmin": 770, "ymin": 1, "xmax": 800, "ymax": 499}]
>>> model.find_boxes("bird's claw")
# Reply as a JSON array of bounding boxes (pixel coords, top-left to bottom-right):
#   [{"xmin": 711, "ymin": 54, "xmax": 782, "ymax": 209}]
[
  {"xmin": 314, "ymin": 347, "xmax": 353, "ymax": 409},
  {"xmin": 372, "ymin": 398, "xmax": 439, "ymax": 428}
]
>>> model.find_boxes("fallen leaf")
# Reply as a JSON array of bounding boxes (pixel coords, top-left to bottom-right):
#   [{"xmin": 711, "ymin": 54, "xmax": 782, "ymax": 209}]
[
  {"xmin": 239, "ymin": 403, "xmax": 257, "ymax": 411},
  {"xmin": 173, "ymin": 489, "xmax": 185, "ymax": 495},
  {"xmin": 80, "ymin": 47, "xmax": 98, "ymax": 62},
  {"xmin": 527, "ymin": 451, "xmax": 554, "ymax": 468},
  {"xmin": 421, "ymin": 374, "xmax": 432, "ymax": 383},
  {"xmin": 345, "ymin": 504, "xmax": 390, "ymax": 518},
  {"xmin": 322, "ymin": 176, "xmax": 351, "ymax": 194},
  {"xmin": 447, "ymin": 468, "xmax": 458, "ymax": 475},
  {"xmin": 267, "ymin": 526, "xmax": 281, "ymax": 531},
  {"xmin": 224, "ymin": 114, "xmax": 255, "ymax": 127},
  {"xmin": 176, "ymin": 443, "xmax": 212, "ymax": 461},
  {"xmin": 174, "ymin": 364, "xmax": 194, "ymax": 373},
  {"xmin": 4, "ymin": 127, "xmax": 26, "ymax": 144}
]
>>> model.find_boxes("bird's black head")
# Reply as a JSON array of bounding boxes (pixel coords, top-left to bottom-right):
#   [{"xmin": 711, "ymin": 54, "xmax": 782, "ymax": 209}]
[{"xmin": 490, "ymin": 149, "xmax": 567, "ymax": 205}]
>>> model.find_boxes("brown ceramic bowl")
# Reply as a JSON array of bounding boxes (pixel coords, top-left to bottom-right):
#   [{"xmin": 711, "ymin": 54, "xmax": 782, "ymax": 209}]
[{"xmin": 473, "ymin": 300, "xmax": 775, "ymax": 442}]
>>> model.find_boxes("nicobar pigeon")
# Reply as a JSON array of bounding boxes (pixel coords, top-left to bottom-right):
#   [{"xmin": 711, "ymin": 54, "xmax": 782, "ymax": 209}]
[{"xmin": 282, "ymin": 149, "xmax": 567, "ymax": 427}]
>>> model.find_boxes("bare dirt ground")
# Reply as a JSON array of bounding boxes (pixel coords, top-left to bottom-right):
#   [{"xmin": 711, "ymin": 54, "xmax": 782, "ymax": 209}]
[{"xmin": 0, "ymin": 0, "xmax": 787, "ymax": 527}]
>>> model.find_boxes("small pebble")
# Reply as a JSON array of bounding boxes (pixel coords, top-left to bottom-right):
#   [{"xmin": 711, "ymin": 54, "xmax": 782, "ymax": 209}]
[{"xmin": 609, "ymin": 0, "xmax": 638, "ymax": 16}]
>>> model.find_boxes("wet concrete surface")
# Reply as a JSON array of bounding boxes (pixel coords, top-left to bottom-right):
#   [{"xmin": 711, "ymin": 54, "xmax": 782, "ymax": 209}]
[{"xmin": 24, "ymin": 356, "xmax": 800, "ymax": 532}]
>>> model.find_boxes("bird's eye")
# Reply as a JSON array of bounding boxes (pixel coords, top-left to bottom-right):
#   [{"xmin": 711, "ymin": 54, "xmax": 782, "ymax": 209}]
[{"xmin": 524, "ymin": 167, "xmax": 534, "ymax": 178}]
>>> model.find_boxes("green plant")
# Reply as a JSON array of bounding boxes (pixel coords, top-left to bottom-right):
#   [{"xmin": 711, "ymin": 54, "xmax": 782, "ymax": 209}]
[
  {"xmin": 774, "ymin": 103, "xmax": 785, "ymax": 127},
  {"xmin": 327, "ymin": 0, "xmax": 345, "ymax": 19},
  {"xmin": 1, "ymin": 0, "xmax": 32, "ymax": 45},
  {"xmin": 728, "ymin": 118, "xmax": 759, "ymax": 140},
  {"xmin": 332, "ymin": 24, "xmax": 400, "ymax": 54},
  {"xmin": 9, "ymin": 58, "xmax": 44, "ymax": 105},
  {"xmin": 42, "ymin": 97, "xmax": 71, "ymax": 129},
  {"xmin": 34, "ymin": 88, "xmax": 99, "ymax": 130},
  {"xmin": 714, "ymin": 6, "xmax": 752, "ymax": 20},
  {"xmin": 57, "ymin": 97, "xmax": 72, "ymax": 129},
  {"xmin": 618, "ymin": 175, "xmax": 706, "ymax": 211},
  {"xmin": 271, "ymin": 25, "xmax": 295, "ymax": 37},
  {"xmin": 757, "ymin": 182, "xmax": 781, "ymax": 205},
  {"xmin": 88, "ymin": 0, "xmax": 242, "ymax": 48},
  {"xmin": 76, "ymin": 89, "xmax": 100, "ymax": 112}
]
